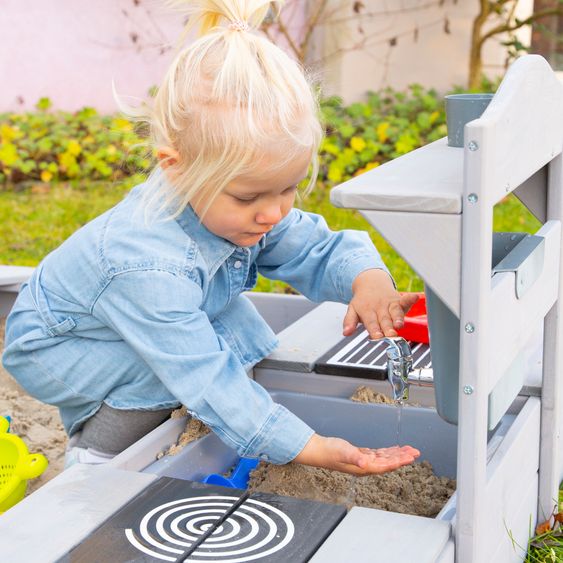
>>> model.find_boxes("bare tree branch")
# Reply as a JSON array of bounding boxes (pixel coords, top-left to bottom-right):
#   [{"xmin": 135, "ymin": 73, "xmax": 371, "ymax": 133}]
[
  {"xmin": 301, "ymin": 0, "xmax": 329, "ymax": 58},
  {"xmin": 479, "ymin": 7, "xmax": 563, "ymax": 46}
]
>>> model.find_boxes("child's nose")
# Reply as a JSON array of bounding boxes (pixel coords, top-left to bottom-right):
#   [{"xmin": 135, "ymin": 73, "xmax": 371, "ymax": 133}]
[{"xmin": 256, "ymin": 201, "xmax": 283, "ymax": 225}]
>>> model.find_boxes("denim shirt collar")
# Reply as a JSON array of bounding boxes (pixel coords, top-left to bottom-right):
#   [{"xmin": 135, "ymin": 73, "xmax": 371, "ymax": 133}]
[
  {"xmin": 148, "ymin": 168, "xmax": 266, "ymax": 277},
  {"xmin": 175, "ymin": 203, "xmax": 239, "ymax": 277}
]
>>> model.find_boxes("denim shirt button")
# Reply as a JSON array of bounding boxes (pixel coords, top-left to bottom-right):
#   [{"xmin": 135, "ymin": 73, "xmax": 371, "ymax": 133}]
[{"xmin": 233, "ymin": 260, "xmax": 242, "ymax": 269}]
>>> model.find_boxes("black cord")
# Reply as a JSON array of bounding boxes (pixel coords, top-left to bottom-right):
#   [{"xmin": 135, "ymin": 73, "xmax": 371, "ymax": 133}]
[{"xmin": 176, "ymin": 491, "xmax": 250, "ymax": 562}]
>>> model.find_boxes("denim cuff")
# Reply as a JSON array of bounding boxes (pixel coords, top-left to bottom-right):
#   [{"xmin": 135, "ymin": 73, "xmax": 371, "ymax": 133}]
[
  {"xmin": 338, "ymin": 252, "xmax": 395, "ymax": 302},
  {"xmin": 241, "ymin": 404, "xmax": 315, "ymax": 464}
]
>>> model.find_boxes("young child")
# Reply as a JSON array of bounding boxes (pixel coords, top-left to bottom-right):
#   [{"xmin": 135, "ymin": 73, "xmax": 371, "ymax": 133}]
[{"xmin": 2, "ymin": 0, "xmax": 420, "ymax": 473}]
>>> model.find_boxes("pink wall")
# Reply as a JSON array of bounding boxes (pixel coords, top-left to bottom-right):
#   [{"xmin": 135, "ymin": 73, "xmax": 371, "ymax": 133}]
[{"xmin": 0, "ymin": 0, "xmax": 306, "ymax": 114}]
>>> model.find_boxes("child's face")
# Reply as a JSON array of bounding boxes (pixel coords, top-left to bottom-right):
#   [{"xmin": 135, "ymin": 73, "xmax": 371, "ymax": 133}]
[{"xmin": 192, "ymin": 152, "xmax": 310, "ymax": 247}]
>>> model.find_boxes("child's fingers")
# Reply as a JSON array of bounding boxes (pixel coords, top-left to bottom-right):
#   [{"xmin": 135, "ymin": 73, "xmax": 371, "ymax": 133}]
[
  {"xmin": 352, "ymin": 445, "xmax": 420, "ymax": 474},
  {"xmin": 376, "ymin": 310, "xmax": 396, "ymax": 337},
  {"xmin": 359, "ymin": 445, "xmax": 420, "ymax": 458},
  {"xmin": 329, "ymin": 441, "xmax": 420, "ymax": 475},
  {"xmin": 343, "ymin": 305, "xmax": 360, "ymax": 336},
  {"xmin": 400, "ymin": 293, "xmax": 420, "ymax": 314},
  {"xmin": 362, "ymin": 311, "xmax": 383, "ymax": 339},
  {"xmin": 389, "ymin": 301, "xmax": 405, "ymax": 330},
  {"xmin": 356, "ymin": 450, "xmax": 416, "ymax": 473}
]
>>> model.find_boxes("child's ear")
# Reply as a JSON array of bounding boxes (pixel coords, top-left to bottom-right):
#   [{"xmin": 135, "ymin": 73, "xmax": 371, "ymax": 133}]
[{"xmin": 156, "ymin": 147, "xmax": 180, "ymax": 169}]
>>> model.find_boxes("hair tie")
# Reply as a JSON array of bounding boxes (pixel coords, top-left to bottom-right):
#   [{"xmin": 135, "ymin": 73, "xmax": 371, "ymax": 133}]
[{"xmin": 228, "ymin": 20, "xmax": 250, "ymax": 32}]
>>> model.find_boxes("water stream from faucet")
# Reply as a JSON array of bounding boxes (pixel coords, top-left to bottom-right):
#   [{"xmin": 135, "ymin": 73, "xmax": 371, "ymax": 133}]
[{"xmin": 395, "ymin": 400, "xmax": 404, "ymax": 445}]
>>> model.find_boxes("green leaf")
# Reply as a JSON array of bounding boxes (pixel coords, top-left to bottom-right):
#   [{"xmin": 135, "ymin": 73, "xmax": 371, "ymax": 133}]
[
  {"xmin": 35, "ymin": 97, "xmax": 52, "ymax": 112},
  {"xmin": 416, "ymin": 112, "xmax": 432, "ymax": 129}
]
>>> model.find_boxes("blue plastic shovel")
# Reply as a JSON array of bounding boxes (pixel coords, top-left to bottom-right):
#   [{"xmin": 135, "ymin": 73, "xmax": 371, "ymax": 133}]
[{"xmin": 202, "ymin": 457, "xmax": 260, "ymax": 489}]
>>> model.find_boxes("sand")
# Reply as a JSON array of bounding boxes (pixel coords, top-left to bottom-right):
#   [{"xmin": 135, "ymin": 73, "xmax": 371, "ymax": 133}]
[
  {"xmin": 245, "ymin": 386, "xmax": 456, "ymax": 517},
  {"xmin": 247, "ymin": 460, "xmax": 455, "ymax": 517},
  {"xmin": 349, "ymin": 385, "xmax": 394, "ymax": 404},
  {"xmin": 157, "ymin": 408, "xmax": 210, "ymax": 458},
  {"xmin": 166, "ymin": 384, "xmax": 456, "ymax": 517},
  {"xmin": 0, "ymin": 318, "xmax": 67, "ymax": 494}
]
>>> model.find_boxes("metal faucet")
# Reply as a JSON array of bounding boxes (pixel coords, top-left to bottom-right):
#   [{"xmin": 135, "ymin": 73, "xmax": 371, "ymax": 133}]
[
  {"xmin": 381, "ymin": 337, "xmax": 434, "ymax": 403},
  {"xmin": 382, "ymin": 337, "xmax": 412, "ymax": 402}
]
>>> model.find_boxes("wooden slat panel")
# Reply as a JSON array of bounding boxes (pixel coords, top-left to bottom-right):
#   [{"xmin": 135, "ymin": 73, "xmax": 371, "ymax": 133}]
[
  {"xmin": 482, "ymin": 398, "xmax": 540, "ymax": 558},
  {"xmin": 330, "ymin": 138, "xmax": 464, "ymax": 215},
  {"xmin": 488, "ymin": 473, "xmax": 539, "ymax": 563},
  {"xmin": 465, "ymin": 55, "xmax": 563, "ymax": 208},
  {"xmin": 539, "ymin": 149, "xmax": 563, "ymax": 518},
  {"xmin": 457, "ymin": 121, "xmax": 493, "ymax": 563}
]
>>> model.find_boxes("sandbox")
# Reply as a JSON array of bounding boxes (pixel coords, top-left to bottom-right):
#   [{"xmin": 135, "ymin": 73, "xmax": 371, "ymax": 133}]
[{"xmin": 142, "ymin": 390, "xmax": 459, "ymax": 518}]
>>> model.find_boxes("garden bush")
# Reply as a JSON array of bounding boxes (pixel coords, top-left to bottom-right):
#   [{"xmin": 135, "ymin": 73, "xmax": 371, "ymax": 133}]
[
  {"xmin": 0, "ymin": 98, "xmax": 151, "ymax": 185},
  {"xmin": 0, "ymin": 85, "xmax": 449, "ymax": 189},
  {"xmin": 318, "ymin": 84, "xmax": 447, "ymax": 186}
]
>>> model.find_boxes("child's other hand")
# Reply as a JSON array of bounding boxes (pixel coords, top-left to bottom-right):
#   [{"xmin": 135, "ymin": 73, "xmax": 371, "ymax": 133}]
[
  {"xmin": 344, "ymin": 269, "xmax": 419, "ymax": 339},
  {"xmin": 293, "ymin": 434, "xmax": 420, "ymax": 476}
]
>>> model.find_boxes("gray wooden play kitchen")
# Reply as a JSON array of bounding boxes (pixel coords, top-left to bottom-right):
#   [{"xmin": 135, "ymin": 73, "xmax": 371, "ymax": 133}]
[{"xmin": 1, "ymin": 54, "xmax": 562, "ymax": 562}]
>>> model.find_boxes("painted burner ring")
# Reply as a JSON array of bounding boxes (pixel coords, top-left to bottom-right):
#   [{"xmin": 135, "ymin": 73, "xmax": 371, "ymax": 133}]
[{"xmin": 125, "ymin": 495, "xmax": 295, "ymax": 562}]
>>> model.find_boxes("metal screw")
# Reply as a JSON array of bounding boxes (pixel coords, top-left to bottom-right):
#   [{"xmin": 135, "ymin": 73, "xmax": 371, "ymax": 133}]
[
  {"xmin": 467, "ymin": 193, "xmax": 478, "ymax": 203},
  {"xmin": 510, "ymin": 234, "xmax": 517, "ymax": 241},
  {"xmin": 468, "ymin": 141, "xmax": 479, "ymax": 151},
  {"xmin": 464, "ymin": 323, "xmax": 475, "ymax": 333},
  {"xmin": 463, "ymin": 385, "xmax": 474, "ymax": 395}
]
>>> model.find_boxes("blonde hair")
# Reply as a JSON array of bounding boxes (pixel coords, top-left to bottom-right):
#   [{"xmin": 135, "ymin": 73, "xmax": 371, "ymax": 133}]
[{"xmin": 127, "ymin": 0, "xmax": 323, "ymax": 219}]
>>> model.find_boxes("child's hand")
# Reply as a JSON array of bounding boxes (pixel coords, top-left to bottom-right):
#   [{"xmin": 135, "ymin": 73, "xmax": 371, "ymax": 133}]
[
  {"xmin": 293, "ymin": 434, "xmax": 420, "ymax": 476},
  {"xmin": 344, "ymin": 269, "xmax": 419, "ymax": 339}
]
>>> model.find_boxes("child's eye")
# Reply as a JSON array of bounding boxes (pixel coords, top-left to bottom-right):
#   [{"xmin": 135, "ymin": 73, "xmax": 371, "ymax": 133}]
[
  {"xmin": 283, "ymin": 185, "xmax": 297, "ymax": 194},
  {"xmin": 232, "ymin": 194, "xmax": 258, "ymax": 203}
]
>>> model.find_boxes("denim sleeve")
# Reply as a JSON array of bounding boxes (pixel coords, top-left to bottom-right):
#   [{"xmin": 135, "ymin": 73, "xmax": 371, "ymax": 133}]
[
  {"xmin": 92, "ymin": 270, "xmax": 314, "ymax": 464},
  {"xmin": 257, "ymin": 208, "xmax": 393, "ymax": 302}
]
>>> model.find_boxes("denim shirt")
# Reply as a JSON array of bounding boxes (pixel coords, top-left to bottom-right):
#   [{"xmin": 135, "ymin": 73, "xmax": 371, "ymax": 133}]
[{"xmin": 3, "ymin": 171, "xmax": 389, "ymax": 464}]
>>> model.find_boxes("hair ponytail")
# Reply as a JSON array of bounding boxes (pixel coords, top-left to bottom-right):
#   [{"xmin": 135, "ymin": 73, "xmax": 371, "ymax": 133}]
[
  {"xmin": 137, "ymin": 0, "xmax": 323, "ymax": 219},
  {"xmin": 169, "ymin": 0, "xmax": 279, "ymax": 36}
]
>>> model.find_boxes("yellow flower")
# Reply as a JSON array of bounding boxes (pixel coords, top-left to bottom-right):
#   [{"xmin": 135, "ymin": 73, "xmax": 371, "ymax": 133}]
[
  {"xmin": 67, "ymin": 140, "xmax": 82, "ymax": 156},
  {"xmin": 0, "ymin": 124, "xmax": 21, "ymax": 142},
  {"xmin": 327, "ymin": 163, "xmax": 343, "ymax": 183},
  {"xmin": 40, "ymin": 170, "xmax": 53, "ymax": 182},
  {"xmin": 0, "ymin": 143, "xmax": 18, "ymax": 166},
  {"xmin": 377, "ymin": 122, "xmax": 390, "ymax": 143},
  {"xmin": 58, "ymin": 152, "xmax": 79, "ymax": 176},
  {"xmin": 112, "ymin": 117, "xmax": 133, "ymax": 132},
  {"xmin": 349, "ymin": 136, "xmax": 366, "ymax": 152}
]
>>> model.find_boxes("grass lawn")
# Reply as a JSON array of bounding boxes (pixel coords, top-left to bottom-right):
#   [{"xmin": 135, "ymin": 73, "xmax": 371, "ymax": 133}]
[{"xmin": 0, "ymin": 176, "xmax": 541, "ymax": 293}]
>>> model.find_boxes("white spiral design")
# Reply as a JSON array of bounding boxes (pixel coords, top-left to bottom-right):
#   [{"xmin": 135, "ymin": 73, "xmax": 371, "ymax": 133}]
[{"xmin": 125, "ymin": 495, "xmax": 295, "ymax": 562}]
